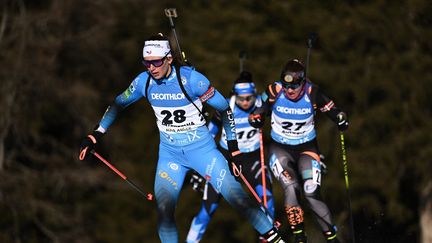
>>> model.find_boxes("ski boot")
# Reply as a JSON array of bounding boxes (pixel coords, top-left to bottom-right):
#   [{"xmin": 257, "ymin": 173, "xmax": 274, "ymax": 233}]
[
  {"xmin": 323, "ymin": 227, "xmax": 340, "ymax": 243},
  {"xmin": 292, "ymin": 227, "xmax": 307, "ymax": 243},
  {"xmin": 261, "ymin": 227, "xmax": 286, "ymax": 243}
]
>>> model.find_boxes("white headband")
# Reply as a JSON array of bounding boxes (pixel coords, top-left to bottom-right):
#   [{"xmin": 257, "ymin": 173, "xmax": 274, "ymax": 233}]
[{"xmin": 143, "ymin": 40, "xmax": 172, "ymax": 58}]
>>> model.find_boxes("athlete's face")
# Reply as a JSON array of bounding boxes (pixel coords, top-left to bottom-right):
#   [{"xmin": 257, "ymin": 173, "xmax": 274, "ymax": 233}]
[
  {"xmin": 144, "ymin": 55, "xmax": 173, "ymax": 80},
  {"xmin": 235, "ymin": 94, "xmax": 256, "ymax": 110},
  {"xmin": 284, "ymin": 83, "xmax": 304, "ymax": 100}
]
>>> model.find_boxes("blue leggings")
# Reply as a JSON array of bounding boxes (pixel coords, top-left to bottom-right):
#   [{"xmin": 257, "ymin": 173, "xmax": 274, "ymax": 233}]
[{"xmin": 155, "ymin": 136, "xmax": 273, "ymax": 243}]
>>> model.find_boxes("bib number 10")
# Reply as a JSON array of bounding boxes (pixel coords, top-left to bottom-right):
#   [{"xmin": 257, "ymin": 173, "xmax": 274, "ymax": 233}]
[
  {"xmin": 161, "ymin": 109, "xmax": 186, "ymax": 125},
  {"xmin": 237, "ymin": 129, "xmax": 257, "ymax": 140}
]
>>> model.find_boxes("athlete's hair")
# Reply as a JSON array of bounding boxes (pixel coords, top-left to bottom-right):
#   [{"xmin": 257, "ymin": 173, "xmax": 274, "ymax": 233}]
[
  {"xmin": 234, "ymin": 71, "xmax": 253, "ymax": 84},
  {"xmin": 280, "ymin": 59, "xmax": 305, "ymax": 81},
  {"xmin": 231, "ymin": 71, "xmax": 256, "ymax": 96}
]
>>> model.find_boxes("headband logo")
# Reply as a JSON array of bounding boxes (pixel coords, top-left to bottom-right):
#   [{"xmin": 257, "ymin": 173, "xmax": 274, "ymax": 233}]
[
  {"xmin": 235, "ymin": 83, "xmax": 250, "ymax": 88},
  {"xmin": 143, "ymin": 40, "xmax": 171, "ymax": 58}
]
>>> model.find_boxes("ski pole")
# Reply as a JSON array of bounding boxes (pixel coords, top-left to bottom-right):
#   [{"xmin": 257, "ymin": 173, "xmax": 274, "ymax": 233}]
[
  {"xmin": 339, "ymin": 132, "xmax": 355, "ymax": 243},
  {"xmin": 164, "ymin": 8, "xmax": 189, "ymax": 64},
  {"xmin": 259, "ymin": 128, "xmax": 268, "ymax": 207},
  {"xmin": 305, "ymin": 32, "xmax": 318, "ymax": 78},
  {"xmin": 90, "ymin": 150, "xmax": 153, "ymax": 201},
  {"xmin": 239, "ymin": 50, "xmax": 247, "ymax": 73},
  {"xmin": 231, "ymin": 162, "xmax": 274, "ymax": 221}
]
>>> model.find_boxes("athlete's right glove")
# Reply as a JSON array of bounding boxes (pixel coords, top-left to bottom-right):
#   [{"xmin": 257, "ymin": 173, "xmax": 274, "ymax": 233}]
[
  {"xmin": 248, "ymin": 113, "xmax": 265, "ymax": 128},
  {"xmin": 190, "ymin": 171, "xmax": 205, "ymax": 192},
  {"xmin": 79, "ymin": 130, "xmax": 104, "ymax": 160},
  {"xmin": 227, "ymin": 140, "xmax": 245, "ymax": 181}
]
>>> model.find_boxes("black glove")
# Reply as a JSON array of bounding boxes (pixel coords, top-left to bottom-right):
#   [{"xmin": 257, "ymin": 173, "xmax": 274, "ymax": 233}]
[
  {"xmin": 336, "ymin": 112, "xmax": 349, "ymax": 131},
  {"xmin": 227, "ymin": 140, "xmax": 244, "ymax": 180},
  {"xmin": 319, "ymin": 154, "xmax": 328, "ymax": 175},
  {"xmin": 248, "ymin": 113, "xmax": 265, "ymax": 128},
  {"xmin": 190, "ymin": 171, "xmax": 204, "ymax": 192},
  {"xmin": 79, "ymin": 130, "xmax": 104, "ymax": 160}
]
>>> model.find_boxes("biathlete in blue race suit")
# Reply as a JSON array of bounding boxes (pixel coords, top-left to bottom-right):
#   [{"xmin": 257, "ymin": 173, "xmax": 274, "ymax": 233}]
[
  {"xmin": 249, "ymin": 59, "xmax": 349, "ymax": 243},
  {"xmin": 79, "ymin": 34, "xmax": 285, "ymax": 243},
  {"xmin": 186, "ymin": 71, "xmax": 275, "ymax": 243}
]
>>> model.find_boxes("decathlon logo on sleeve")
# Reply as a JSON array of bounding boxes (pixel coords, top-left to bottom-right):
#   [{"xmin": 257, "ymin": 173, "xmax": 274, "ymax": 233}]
[
  {"xmin": 151, "ymin": 93, "xmax": 185, "ymax": 100},
  {"xmin": 276, "ymin": 106, "xmax": 311, "ymax": 115}
]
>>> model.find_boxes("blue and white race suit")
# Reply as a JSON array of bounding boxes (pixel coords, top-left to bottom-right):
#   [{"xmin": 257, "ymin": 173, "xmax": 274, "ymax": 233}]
[{"xmin": 98, "ymin": 66, "xmax": 273, "ymax": 243}]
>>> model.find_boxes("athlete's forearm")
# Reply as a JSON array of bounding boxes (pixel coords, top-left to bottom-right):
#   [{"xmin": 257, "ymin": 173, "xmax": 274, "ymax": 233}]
[
  {"xmin": 98, "ymin": 99, "xmax": 125, "ymax": 132},
  {"xmin": 98, "ymin": 77, "xmax": 145, "ymax": 132},
  {"xmin": 315, "ymin": 89, "xmax": 343, "ymax": 124}
]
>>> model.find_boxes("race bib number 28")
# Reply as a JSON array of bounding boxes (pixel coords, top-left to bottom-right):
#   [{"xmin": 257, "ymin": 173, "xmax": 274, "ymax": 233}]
[{"xmin": 161, "ymin": 109, "xmax": 186, "ymax": 125}]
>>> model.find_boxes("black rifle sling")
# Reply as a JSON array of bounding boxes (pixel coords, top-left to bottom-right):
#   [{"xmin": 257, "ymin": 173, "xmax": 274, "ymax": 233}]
[
  {"xmin": 145, "ymin": 73, "xmax": 151, "ymax": 101},
  {"xmin": 174, "ymin": 64, "xmax": 206, "ymax": 118}
]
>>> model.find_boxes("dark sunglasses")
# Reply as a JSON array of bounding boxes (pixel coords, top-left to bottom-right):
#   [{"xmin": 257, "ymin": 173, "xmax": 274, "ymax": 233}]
[
  {"xmin": 281, "ymin": 72, "xmax": 305, "ymax": 89},
  {"xmin": 236, "ymin": 95, "xmax": 255, "ymax": 102},
  {"xmin": 142, "ymin": 52, "xmax": 170, "ymax": 68},
  {"xmin": 282, "ymin": 81, "xmax": 304, "ymax": 89}
]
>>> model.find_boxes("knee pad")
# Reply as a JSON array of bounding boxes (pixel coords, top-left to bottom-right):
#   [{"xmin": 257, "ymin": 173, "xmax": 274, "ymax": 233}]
[{"xmin": 285, "ymin": 206, "xmax": 305, "ymax": 226}]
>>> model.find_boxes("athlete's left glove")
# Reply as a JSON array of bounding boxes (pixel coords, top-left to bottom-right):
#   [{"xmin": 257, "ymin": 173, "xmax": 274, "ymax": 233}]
[
  {"xmin": 79, "ymin": 130, "xmax": 104, "ymax": 160},
  {"xmin": 319, "ymin": 154, "xmax": 328, "ymax": 175},
  {"xmin": 336, "ymin": 112, "xmax": 349, "ymax": 131},
  {"xmin": 227, "ymin": 140, "xmax": 245, "ymax": 181}
]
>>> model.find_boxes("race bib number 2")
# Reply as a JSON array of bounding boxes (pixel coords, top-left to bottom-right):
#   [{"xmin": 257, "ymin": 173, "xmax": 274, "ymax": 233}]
[{"xmin": 312, "ymin": 160, "xmax": 321, "ymax": 185}]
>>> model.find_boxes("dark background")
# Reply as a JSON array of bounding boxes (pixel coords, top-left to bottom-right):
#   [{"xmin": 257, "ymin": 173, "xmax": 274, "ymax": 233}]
[{"xmin": 1, "ymin": 0, "xmax": 431, "ymax": 242}]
